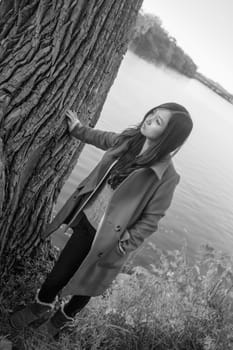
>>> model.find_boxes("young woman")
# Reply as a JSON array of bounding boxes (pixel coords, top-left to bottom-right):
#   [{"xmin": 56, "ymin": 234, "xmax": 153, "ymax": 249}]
[{"xmin": 10, "ymin": 102, "xmax": 193, "ymax": 337}]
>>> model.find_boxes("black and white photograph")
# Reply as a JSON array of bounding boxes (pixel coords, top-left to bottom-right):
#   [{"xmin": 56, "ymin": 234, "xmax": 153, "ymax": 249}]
[{"xmin": 0, "ymin": 0, "xmax": 233, "ymax": 349}]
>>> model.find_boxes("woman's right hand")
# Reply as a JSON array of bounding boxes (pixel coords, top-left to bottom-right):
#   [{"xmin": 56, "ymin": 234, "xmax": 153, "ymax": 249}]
[{"xmin": 65, "ymin": 109, "xmax": 82, "ymax": 132}]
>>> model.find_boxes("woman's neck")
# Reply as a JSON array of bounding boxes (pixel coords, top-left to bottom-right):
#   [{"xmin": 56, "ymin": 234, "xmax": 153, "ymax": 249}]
[{"xmin": 138, "ymin": 138, "xmax": 155, "ymax": 156}]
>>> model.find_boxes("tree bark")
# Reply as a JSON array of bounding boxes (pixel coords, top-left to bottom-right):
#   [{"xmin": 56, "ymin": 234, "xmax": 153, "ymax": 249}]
[{"xmin": 0, "ymin": 0, "xmax": 143, "ymax": 274}]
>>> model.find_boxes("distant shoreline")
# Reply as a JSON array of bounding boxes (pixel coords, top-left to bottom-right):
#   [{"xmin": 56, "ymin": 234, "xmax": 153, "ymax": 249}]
[
  {"xmin": 195, "ymin": 72, "xmax": 233, "ymax": 104},
  {"xmin": 131, "ymin": 12, "xmax": 233, "ymax": 105}
]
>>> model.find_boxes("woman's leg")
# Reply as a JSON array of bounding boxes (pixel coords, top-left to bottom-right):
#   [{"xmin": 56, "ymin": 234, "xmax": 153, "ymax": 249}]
[
  {"xmin": 63, "ymin": 295, "xmax": 91, "ymax": 318},
  {"xmin": 43, "ymin": 295, "xmax": 91, "ymax": 337},
  {"xmin": 38, "ymin": 212, "xmax": 96, "ymax": 303},
  {"xmin": 10, "ymin": 212, "xmax": 96, "ymax": 330}
]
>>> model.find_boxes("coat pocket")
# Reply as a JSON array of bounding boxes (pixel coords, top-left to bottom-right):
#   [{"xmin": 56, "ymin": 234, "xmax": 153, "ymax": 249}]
[{"xmin": 97, "ymin": 243, "xmax": 128, "ymax": 269}]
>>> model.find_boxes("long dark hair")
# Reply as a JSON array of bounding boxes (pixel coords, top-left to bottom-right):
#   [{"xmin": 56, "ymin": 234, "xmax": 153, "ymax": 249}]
[{"xmin": 107, "ymin": 102, "xmax": 193, "ymax": 189}]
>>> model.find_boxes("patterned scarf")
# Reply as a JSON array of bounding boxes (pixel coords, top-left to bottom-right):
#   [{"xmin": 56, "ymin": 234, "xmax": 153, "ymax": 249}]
[{"xmin": 107, "ymin": 136, "xmax": 144, "ymax": 190}]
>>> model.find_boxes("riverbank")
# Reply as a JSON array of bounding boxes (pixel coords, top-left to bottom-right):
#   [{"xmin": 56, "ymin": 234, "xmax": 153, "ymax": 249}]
[{"xmin": 1, "ymin": 242, "xmax": 233, "ymax": 349}]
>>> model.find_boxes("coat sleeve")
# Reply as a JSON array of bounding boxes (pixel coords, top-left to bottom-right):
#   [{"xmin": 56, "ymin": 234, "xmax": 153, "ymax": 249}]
[
  {"xmin": 121, "ymin": 174, "xmax": 180, "ymax": 254},
  {"xmin": 70, "ymin": 124, "xmax": 120, "ymax": 150}
]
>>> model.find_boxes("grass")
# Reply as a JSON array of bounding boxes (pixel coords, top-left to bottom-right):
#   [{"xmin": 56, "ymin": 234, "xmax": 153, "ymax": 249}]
[{"xmin": 1, "ymin": 241, "xmax": 233, "ymax": 349}]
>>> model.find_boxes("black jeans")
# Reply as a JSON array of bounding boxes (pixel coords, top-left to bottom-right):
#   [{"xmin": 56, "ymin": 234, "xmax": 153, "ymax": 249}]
[{"xmin": 38, "ymin": 212, "xmax": 96, "ymax": 318}]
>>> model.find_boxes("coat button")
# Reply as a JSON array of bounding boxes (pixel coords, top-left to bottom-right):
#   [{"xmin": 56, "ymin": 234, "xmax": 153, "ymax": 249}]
[
  {"xmin": 115, "ymin": 225, "xmax": 121, "ymax": 232},
  {"xmin": 98, "ymin": 252, "xmax": 103, "ymax": 258}
]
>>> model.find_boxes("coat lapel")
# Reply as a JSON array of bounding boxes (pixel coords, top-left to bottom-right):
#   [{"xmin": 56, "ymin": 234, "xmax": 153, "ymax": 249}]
[
  {"xmin": 89, "ymin": 167, "xmax": 158, "ymax": 252},
  {"xmin": 78, "ymin": 139, "xmax": 129, "ymax": 196}
]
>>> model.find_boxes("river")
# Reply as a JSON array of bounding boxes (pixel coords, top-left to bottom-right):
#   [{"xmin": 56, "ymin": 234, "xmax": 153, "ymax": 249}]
[{"xmin": 52, "ymin": 51, "xmax": 233, "ymax": 267}]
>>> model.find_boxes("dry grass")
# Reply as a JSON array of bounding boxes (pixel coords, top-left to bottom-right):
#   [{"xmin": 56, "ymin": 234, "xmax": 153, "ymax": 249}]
[{"xmin": 1, "ymin": 242, "xmax": 233, "ymax": 349}]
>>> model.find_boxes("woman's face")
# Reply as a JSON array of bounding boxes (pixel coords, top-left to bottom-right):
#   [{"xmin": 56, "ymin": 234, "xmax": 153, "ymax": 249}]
[{"xmin": 140, "ymin": 108, "xmax": 172, "ymax": 141}]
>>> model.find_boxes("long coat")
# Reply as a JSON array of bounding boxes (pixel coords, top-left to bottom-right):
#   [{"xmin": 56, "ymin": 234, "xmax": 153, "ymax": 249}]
[{"xmin": 44, "ymin": 124, "xmax": 180, "ymax": 296}]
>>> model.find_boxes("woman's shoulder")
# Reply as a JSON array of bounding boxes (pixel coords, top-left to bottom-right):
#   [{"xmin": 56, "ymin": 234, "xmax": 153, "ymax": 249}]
[
  {"xmin": 150, "ymin": 156, "xmax": 180, "ymax": 183},
  {"xmin": 165, "ymin": 159, "xmax": 180, "ymax": 184}
]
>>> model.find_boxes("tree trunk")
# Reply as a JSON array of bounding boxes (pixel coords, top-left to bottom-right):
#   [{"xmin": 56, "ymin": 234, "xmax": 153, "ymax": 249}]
[{"xmin": 0, "ymin": 0, "xmax": 143, "ymax": 274}]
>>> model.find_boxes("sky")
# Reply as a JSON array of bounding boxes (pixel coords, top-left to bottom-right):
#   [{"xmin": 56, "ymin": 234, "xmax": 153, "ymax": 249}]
[{"xmin": 142, "ymin": 0, "xmax": 233, "ymax": 93}]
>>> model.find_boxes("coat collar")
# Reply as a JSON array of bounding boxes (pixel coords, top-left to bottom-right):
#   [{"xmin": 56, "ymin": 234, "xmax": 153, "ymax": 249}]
[
  {"xmin": 107, "ymin": 139, "xmax": 171, "ymax": 181},
  {"xmin": 150, "ymin": 155, "xmax": 171, "ymax": 180}
]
